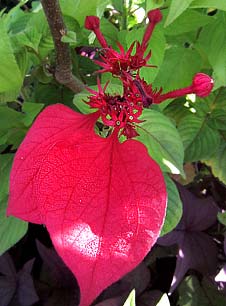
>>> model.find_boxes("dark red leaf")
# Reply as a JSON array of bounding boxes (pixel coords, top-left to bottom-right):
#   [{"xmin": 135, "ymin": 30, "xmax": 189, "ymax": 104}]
[
  {"xmin": 0, "ymin": 254, "xmax": 38, "ymax": 306},
  {"xmin": 137, "ymin": 290, "xmax": 163, "ymax": 306},
  {"xmin": 8, "ymin": 104, "xmax": 166, "ymax": 306},
  {"xmin": 17, "ymin": 259, "xmax": 39, "ymax": 306},
  {"xmin": 0, "ymin": 276, "xmax": 16, "ymax": 306},
  {"xmin": 158, "ymin": 184, "xmax": 218, "ymax": 292},
  {"xmin": 0, "ymin": 253, "xmax": 17, "ymax": 306},
  {"xmin": 36, "ymin": 240, "xmax": 77, "ymax": 289},
  {"xmin": 98, "ymin": 262, "xmax": 150, "ymax": 303},
  {"xmin": 0, "ymin": 253, "xmax": 16, "ymax": 277}
]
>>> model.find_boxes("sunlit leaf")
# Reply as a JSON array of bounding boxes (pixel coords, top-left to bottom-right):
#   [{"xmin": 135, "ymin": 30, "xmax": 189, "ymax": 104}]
[
  {"xmin": 8, "ymin": 104, "xmax": 167, "ymax": 306},
  {"xmin": 137, "ymin": 109, "xmax": 184, "ymax": 175}
]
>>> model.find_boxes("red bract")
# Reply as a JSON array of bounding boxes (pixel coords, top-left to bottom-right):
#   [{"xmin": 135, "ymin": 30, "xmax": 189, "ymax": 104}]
[{"xmin": 8, "ymin": 104, "xmax": 167, "ymax": 306}]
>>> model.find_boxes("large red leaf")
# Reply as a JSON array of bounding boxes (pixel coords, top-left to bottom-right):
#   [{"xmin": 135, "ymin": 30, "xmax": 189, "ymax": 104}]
[{"xmin": 8, "ymin": 104, "xmax": 167, "ymax": 306}]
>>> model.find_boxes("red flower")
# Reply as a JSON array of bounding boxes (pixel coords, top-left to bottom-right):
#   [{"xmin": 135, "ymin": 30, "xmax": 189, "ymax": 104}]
[
  {"xmin": 87, "ymin": 78, "xmax": 143, "ymax": 138},
  {"xmin": 85, "ymin": 10, "xmax": 162, "ymax": 75}
]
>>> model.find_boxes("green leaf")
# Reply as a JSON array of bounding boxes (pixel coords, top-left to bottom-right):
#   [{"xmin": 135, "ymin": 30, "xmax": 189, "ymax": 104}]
[
  {"xmin": 208, "ymin": 109, "xmax": 226, "ymax": 131},
  {"xmin": 124, "ymin": 26, "xmax": 166, "ymax": 83},
  {"xmin": 163, "ymin": 99, "xmax": 191, "ymax": 126},
  {"xmin": 100, "ymin": 18, "xmax": 119, "ymax": 47},
  {"xmin": 137, "ymin": 109, "xmax": 185, "ymax": 175},
  {"xmin": 12, "ymin": 27, "xmax": 42, "ymax": 51},
  {"xmin": 0, "ymin": 90, "xmax": 19, "ymax": 103},
  {"xmin": 0, "ymin": 154, "xmax": 13, "ymax": 201},
  {"xmin": 22, "ymin": 102, "xmax": 45, "ymax": 126},
  {"xmin": 196, "ymin": 13, "xmax": 226, "ymax": 88},
  {"xmin": 204, "ymin": 141, "xmax": 226, "ymax": 185},
  {"xmin": 0, "ymin": 106, "xmax": 24, "ymax": 145},
  {"xmin": 6, "ymin": 9, "xmax": 31, "ymax": 34},
  {"xmin": 61, "ymin": 31, "xmax": 77, "ymax": 43},
  {"xmin": 154, "ymin": 46, "xmax": 201, "ymax": 93},
  {"xmin": 156, "ymin": 294, "xmax": 171, "ymax": 306},
  {"xmin": 112, "ymin": 0, "xmax": 124, "ymax": 12},
  {"xmin": 38, "ymin": 34, "xmax": 54, "ymax": 58},
  {"xmin": 32, "ymin": 83, "xmax": 74, "ymax": 107},
  {"xmin": 73, "ymin": 92, "xmax": 96, "ymax": 114},
  {"xmin": 0, "ymin": 155, "xmax": 28, "ymax": 254},
  {"xmin": 161, "ymin": 176, "xmax": 182, "ymax": 236},
  {"xmin": 9, "ymin": 8, "xmax": 51, "ymax": 57},
  {"xmin": 178, "ymin": 115, "xmax": 221, "ymax": 162},
  {"xmin": 2, "ymin": 0, "xmax": 29, "ymax": 29},
  {"xmin": 60, "ymin": 0, "xmax": 110, "ymax": 26},
  {"xmin": 146, "ymin": 0, "xmax": 165, "ymax": 11},
  {"xmin": 190, "ymin": 0, "xmax": 226, "ymax": 11},
  {"xmin": 123, "ymin": 290, "xmax": 136, "ymax": 306},
  {"xmin": 178, "ymin": 276, "xmax": 226, "ymax": 306},
  {"xmin": 164, "ymin": 10, "xmax": 212, "ymax": 36},
  {"xmin": 165, "ymin": 0, "xmax": 194, "ymax": 27},
  {"xmin": 217, "ymin": 212, "xmax": 226, "ymax": 226},
  {"xmin": 15, "ymin": 48, "xmax": 29, "ymax": 78},
  {"xmin": 0, "ymin": 19, "xmax": 22, "ymax": 93},
  {"xmin": 0, "ymin": 196, "xmax": 28, "ymax": 256}
]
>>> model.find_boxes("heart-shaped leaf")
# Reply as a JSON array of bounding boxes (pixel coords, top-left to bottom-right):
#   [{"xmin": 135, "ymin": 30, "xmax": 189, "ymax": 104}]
[{"xmin": 8, "ymin": 104, "xmax": 167, "ymax": 306}]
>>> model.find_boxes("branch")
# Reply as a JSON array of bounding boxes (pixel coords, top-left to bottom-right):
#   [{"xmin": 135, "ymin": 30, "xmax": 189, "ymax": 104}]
[{"xmin": 41, "ymin": 0, "xmax": 84, "ymax": 93}]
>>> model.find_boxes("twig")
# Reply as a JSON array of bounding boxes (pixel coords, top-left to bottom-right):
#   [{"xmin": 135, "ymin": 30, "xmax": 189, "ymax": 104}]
[{"xmin": 41, "ymin": 0, "xmax": 84, "ymax": 93}]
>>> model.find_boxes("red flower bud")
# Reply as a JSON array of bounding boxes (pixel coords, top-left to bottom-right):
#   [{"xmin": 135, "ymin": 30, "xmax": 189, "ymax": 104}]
[
  {"xmin": 84, "ymin": 16, "xmax": 108, "ymax": 48},
  {"xmin": 192, "ymin": 73, "xmax": 214, "ymax": 97},
  {"xmin": 147, "ymin": 9, "xmax": 162, "ymax": 23},
  {"xmin": 85, "ymin": 16, "xmax": 100, "ymax": 31}
]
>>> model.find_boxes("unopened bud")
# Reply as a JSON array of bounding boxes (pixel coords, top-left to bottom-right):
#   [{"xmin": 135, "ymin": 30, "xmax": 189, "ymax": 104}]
[
  {"xmin": 84, "ymin": 16, "xmax": 108, "ymax": 48},
  {"xmin": 192, "ymin": 73, "xmax": 214, "ymax": 97},
  {"xmin": 85, "ymin": 16, "xmax": 100, "ymax": 31},
  {"xmin": 147, "ymin": 9, "xmax": 162, "ymax": 24}
]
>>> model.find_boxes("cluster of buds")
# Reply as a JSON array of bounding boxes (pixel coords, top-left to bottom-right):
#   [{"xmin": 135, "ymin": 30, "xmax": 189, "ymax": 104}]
[{"xmin": 84, "ymin": 9, "xmax": 214, "ymax": 139}]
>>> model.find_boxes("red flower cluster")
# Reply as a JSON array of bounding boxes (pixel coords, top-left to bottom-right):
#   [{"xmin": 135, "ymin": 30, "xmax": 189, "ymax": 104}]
[{"xmin": 85, "ymin": 11, "xmax": 214, "ymax": 139}]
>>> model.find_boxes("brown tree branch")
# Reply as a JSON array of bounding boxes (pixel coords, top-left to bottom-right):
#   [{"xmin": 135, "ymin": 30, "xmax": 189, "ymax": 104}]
[{"xmin": 41, "ymin": 0, "xmax": 84, "ymax": 93}]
